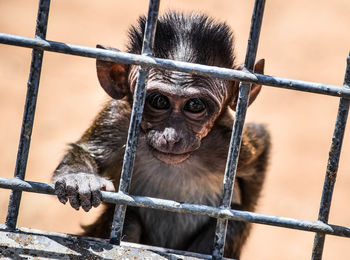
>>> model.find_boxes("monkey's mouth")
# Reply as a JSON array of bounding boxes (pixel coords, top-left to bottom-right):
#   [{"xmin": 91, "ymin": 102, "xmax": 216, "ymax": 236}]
[{"xmin": 152, "ymin": 149, "xmax": 191, "ymax": 164}]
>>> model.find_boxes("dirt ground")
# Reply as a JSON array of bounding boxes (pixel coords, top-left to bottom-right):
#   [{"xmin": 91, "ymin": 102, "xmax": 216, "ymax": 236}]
[{"xmin": 1, "ymin": 0, "xmax": 349, "ymax": 259}]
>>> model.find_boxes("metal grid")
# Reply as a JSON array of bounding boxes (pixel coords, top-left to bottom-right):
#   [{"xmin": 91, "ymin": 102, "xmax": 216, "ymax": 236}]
[{"xmin": 0, "ymin": 0, "xmax": 349, "ymax": 259}]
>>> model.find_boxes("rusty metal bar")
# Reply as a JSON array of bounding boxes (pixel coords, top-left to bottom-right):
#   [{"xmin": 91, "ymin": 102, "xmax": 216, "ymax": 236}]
[
  {"xmin": 1, "ymin": 33, "xmax": 350, "ymax": 99},
  {"xmin": 109, "ymin": 0, "xmax": 160, "ymax": 245},
  {"xmin": 311, "ymin": 54, "xmax": 350, "ymax": 260},
  {"xmin": 1, "ymin": 177, "xmax": 350, "ymax": 238},
  {"xmin": 5, "ymin": 0, "xmax": 51, "ymax": 231},
  {"xmin": 212, "ymin": 0, "xmax": 266, "ymax": 258}
]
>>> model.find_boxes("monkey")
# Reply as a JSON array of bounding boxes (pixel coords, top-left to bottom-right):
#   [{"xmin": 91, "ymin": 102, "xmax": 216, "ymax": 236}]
[{"xmin": 52, "ymin": 12, "xmax": 270, "ymax": 259}]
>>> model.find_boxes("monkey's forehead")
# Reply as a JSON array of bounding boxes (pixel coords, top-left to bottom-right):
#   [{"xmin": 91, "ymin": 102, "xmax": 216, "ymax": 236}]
[
  {"xmin": 146, "ymin": 68, "xmax": 228, "ymax": 84},
  {"xmin": 145, "ymin": 80, "xmax": 227, "ymax": 108},
  {"xmin": 146, "ymin": 82, "xmax": 203, "ymax": 96},
  {"xmin": 128, "ymin": 66, "xmax": 229, "ymax": 103}
]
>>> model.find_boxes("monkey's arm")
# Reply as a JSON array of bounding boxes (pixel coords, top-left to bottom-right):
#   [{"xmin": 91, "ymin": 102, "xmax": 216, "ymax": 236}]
[{"xmin": 53, "ymin": 99, "xmax": 131, "ymax": 211}]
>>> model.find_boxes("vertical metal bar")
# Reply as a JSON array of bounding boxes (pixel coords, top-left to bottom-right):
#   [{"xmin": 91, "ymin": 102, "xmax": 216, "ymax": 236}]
[
  {"xmin": 109, "ymin": 0, "xmax": 160, "ymax": 245},
  {"xmin": 5, "ymin": 0, "xmax": 51, "ymax": 230},
  {"xmin": 212, "ymin": 0, "xmax": 266, "ymax": 259},
  {"xmin": 311, "ymin": 54, "xmax": 350, "ymax": 260}
]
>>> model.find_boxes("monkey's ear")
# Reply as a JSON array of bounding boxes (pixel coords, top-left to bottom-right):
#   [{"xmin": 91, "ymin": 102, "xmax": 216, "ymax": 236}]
[
  {"xmin": 230, "ymin": 59, "xmax": 265, "ymax": 110},
  {"xmin": 96, "ymin": 44, "xmax": 129, "ymax": 99}
]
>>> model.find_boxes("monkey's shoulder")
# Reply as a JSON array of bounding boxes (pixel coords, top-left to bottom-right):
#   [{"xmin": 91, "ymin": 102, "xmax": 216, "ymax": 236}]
[
  {"xmin": 98, "ymin": 99, "xmax": 131, "ymax": 123},
  {"xmin": 80, "ymin": 99, "xmax": 131, "ymax": 140},
  {"xmin": 78, "ymin": 99, "xmax": 131, "ymax": 166}
]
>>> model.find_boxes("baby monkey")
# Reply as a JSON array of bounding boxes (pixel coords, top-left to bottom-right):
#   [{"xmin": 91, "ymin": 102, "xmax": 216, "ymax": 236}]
[{"xmin": 53, "ymin": 12, "xmax": 270, "ymax": 258}]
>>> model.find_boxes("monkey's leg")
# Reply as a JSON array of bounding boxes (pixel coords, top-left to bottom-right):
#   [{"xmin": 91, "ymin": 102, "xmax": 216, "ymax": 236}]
[
  {"xmin": 186, "ymin": 219, "xmax": 216, "ymax": 255},
  {"xmin": 82, "ymin": 205, "xmax": 142, "ymax": 243},
  {"xmin": 186, "ymin": 214, "xmax": 250, "ymax": 259},
  {"xmin": 224, "ymin": 219, "xmax": 251, "ymax": 259},
  {"xmin": 122, "ymin": 207, "xmax": 143, "ymax": 243},
  {"xmin": 82, "ymin": 204, "xmax": 115, "ymax": 238}
]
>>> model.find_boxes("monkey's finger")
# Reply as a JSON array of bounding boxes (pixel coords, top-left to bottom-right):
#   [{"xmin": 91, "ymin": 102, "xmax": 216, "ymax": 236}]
[
  {"xmin": 101, "ymin": 179, "xmax": 115, "ymax": 192},
  {"xmin": 91, "ymin": 190, "xmax": 101, "ymax": 208},
  {"xmin": 90, "ymin": 180, "xmax": 102, "ymax": 208},
  {"xmin": 54, "ymin": 179, "xmax": 68, "ymax": 204},
  {"xmin": 79, "ymin": 180, "xmax": 92, "ymax": 212},
  {"xmin": 68, "ymin": 195, "xmax": 80, "ymax": 210},
  {"xmin": 66, "ymin": 179, "xmax": 80, "ymax": 210}
]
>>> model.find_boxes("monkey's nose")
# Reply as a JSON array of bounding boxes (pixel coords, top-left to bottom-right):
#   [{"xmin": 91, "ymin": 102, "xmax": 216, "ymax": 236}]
[
  {"xmin": 166, "ymin": 137, "xmax": 179, "ymax": 149},
  {"xmin": 163, "ymin": 135, "xmax": 180, "ymax": 150},
  {"xmin": 162, "ymin": 127, "xmax": 180, "ymax": 149}
]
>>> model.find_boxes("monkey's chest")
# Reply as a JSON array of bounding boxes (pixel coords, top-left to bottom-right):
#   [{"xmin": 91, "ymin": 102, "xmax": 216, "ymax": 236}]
[
  {"xmin": 129, "ymin": 159, "xmax": 224, "ymax": 249},
  {"xmin": 136, "ymin": 207, "xmax": 211, "ymax": 250}
]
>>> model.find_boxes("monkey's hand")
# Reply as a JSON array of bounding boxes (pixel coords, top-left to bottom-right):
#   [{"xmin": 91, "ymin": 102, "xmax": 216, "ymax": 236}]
[{"xmin": 53, "ymin": 173, "xmax": 115, "ymax": 212}]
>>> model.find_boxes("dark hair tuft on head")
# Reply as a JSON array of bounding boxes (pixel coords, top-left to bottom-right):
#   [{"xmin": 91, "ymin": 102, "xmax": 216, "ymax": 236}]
[{"xmin": 127, "ymin": 12, "xmax": 235, "ymax": 68}]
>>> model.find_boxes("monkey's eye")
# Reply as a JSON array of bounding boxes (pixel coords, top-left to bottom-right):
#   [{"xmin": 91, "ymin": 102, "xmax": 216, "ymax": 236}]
[
  {"xmin": 147, "ymin": 92, "xmax": 170, "ymax": 110},
  {"xmin": 183, "ymin": 98, "xmax": 206, "ymax": 113}
]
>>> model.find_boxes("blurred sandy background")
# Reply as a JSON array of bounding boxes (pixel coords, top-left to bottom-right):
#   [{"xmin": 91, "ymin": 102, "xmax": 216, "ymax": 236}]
[{"xmin": 0, "ymin": 0, "xmax": 349, "ymax": 259}]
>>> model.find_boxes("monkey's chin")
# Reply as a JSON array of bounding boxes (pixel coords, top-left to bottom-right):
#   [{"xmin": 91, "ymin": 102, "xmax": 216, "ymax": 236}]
[{"xmin": 152, "ymin": 150, "xmax": 191, "ymax": 164}]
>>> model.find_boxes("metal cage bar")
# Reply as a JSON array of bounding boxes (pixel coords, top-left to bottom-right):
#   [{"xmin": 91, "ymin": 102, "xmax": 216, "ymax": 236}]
[
  {"xmin": 5, "ymin": 0, "xmax": 51, "ymax": 230},
  {"xmin": 212, "ymin": 1, "xmax": 265, "ymax": 258},
  {"xmin": 311, "ymin": 55, "xmax": 350, "ymax": 260},
  {"xmin": 109, "ymin": 0, "xmax": 160, "ymax": 245}
]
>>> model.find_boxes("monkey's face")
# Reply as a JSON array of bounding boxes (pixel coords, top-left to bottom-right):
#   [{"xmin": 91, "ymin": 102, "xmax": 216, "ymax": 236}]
[
  {"xmin": 139, "ymin": 69, "xmax": 228, "ymax": 164},
  {"xmin": 96, "ymin": 44, "xmax": 264, "ymax": 165}
]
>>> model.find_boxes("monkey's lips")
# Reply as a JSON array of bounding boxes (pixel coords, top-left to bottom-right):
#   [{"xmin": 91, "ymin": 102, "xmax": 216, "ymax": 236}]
[{"xmin": 152, "ymin": 149, "xmax": 191, "ymax": 164}]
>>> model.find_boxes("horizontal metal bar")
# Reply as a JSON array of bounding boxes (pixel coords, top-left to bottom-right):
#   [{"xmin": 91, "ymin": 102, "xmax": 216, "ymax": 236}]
[
  {"xmin": 0, "ymin": 224, "xmax": 223, "ymax": 260},
  {"xmin": 1, "ymin": 177, "xmax": 349, "ymax": 238},
  {"xmin": 1, "ymin": 33, "xmax": 350, "ymax": 99}
]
